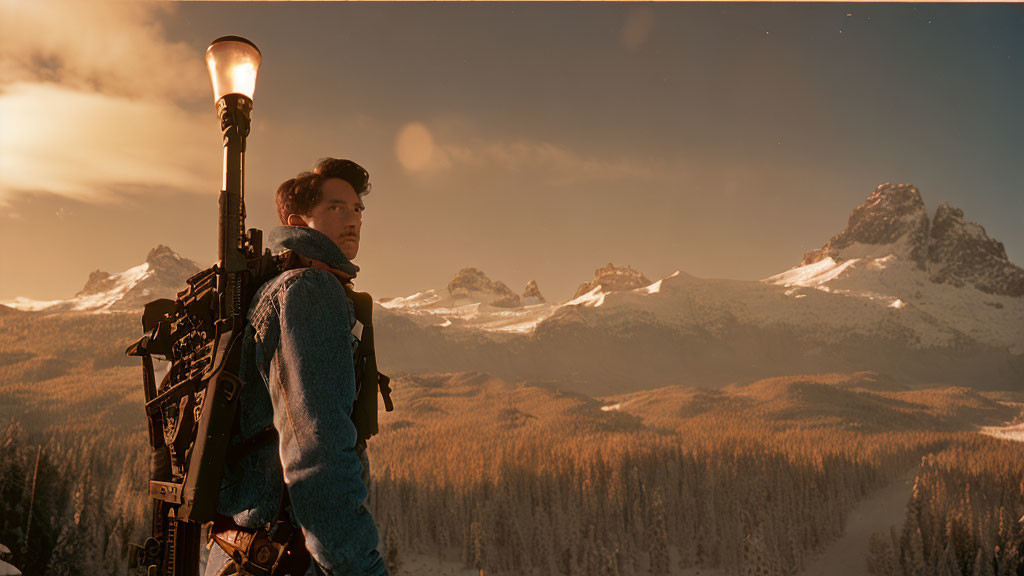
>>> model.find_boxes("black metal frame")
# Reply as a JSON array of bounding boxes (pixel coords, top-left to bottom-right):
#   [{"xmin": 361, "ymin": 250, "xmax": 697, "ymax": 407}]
[{"xmin": 126, "ymin": 85, "xmax": 275, "ymax": 575}]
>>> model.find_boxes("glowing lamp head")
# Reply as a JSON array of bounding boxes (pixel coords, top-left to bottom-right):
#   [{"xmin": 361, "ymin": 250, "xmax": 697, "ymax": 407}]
[{"xmin": 206, "ymin": 36, "xmax": 262, "ymax": 103}]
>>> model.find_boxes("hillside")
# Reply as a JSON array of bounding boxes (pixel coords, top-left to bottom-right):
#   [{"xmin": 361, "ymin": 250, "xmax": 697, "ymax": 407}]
[
  {"xmin": 599, "ymin": 372, "xmax": 1018, "ymax": 435},
  {"xmin": 2, "ymin": 357, "xmax": 1022, "ymax": 575}
]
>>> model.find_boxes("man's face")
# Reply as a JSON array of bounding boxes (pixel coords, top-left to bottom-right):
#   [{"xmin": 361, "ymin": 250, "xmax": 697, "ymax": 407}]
[{"xmin": 296, "ymin": 178, "xmax": 364, "ymax": 260}]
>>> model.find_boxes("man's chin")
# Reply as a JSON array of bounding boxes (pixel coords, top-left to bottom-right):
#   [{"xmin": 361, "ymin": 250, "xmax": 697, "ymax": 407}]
[{"xmin": 338, "ymin": 241, "xmax": 359, "ymax": 260}]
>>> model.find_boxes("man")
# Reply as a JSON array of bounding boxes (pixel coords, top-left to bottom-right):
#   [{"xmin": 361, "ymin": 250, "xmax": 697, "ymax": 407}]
[{"xmin": 206, "ymin": 158, "xmax": 388, "ymax": 576}]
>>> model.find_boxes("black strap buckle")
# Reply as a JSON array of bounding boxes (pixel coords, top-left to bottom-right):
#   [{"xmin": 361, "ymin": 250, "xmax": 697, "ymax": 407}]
[{"xmin": 378, "ymin": 372, "xmax": 394, "ymax": 412}]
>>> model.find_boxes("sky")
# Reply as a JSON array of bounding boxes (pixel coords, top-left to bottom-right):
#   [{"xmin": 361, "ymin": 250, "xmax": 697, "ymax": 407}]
[{"xmin": 1, "ymin": 1, "xmax": 1023, "ymax": 302}]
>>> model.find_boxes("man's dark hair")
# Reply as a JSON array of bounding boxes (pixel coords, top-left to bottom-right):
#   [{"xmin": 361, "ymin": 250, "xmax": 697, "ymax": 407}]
[
  {"xmin": 275, "ymin": 158, "xmax": 370, "ymax": 225},
  {"xmin": 314, "ymin": 158, "xmax": 371, "ymax": 197}
]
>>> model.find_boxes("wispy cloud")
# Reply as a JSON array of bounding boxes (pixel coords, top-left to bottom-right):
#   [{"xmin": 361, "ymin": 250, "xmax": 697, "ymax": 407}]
[
  {"xmin": 402, "ymin": 124, "xmax": 664, "ymax": 188},
  {"xmin": 0, "ymin": 1, "xmax": 215, "ymax": 206},
  {"xmin": 0, "ymin": 83, "xmax": 219, "ymax": 203},
  {"xmin": 0, "ymin": 1, "xmax": 206, "ymax": 101}
]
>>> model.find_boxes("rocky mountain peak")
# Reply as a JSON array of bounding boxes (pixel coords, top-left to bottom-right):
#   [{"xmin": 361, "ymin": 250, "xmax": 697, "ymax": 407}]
[
  {"xmin": 146, "ymin": 245, "xmax": 199, "ymax": 277},
  {"xmin": 928, "ymin": 202, "xmax": 1024, "ymax": 297},
  {"xmin": 114, "ymin": 246, "xmax": 200, "ymax": 310},
  {"xmin": 574, "ymin": 263, "xmax": 651, "ymax": 298},
  {"xmin": 76, "ymin": 270, "xmax": 117, "ymax": 297},
  {"xmin": 522, "ymin": 280, "xmax": 546, "ymax": 305},
  {"xmin": 16, "ymin": 246, "xmax": 202, "ymax": 313},
  {"xmin": 76, "ymin": 246, "xmax": 198, "ymax": 298},
  {"xmin": 802, "ymin": 182, "xmax": 930, "ymax": 268},
  {"xmin": 448, "ymin": 267, "xmax": 522, "ymax": 308},
  {"xmin": 795, "ymin": 183, "xmax": 1023, "ymax": 298}
]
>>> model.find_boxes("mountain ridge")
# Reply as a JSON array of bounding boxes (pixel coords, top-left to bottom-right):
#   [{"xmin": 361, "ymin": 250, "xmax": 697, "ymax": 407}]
[
  {"xmin": 4, "ymin": 182, "xmax": 1022, "ymax": 391},
  {"xmin": 372, "ymin": 182, "xmax": 1023, "ymax": 390}
]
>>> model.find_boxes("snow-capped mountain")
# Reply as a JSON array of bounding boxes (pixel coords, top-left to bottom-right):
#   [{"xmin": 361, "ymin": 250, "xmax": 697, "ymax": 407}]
[
  {"xmin": 379, "ymin": 268, "xmax": 556, "ymax": 333},
  {"xmin": 373, "ymin": 183, "xmax": 1023, "ymax": 392},
  {"xmin": 378, "ymin": 264, "xmax": 646, "ymax": 334},
  {"xmin": 2, "ymin": 246, "xmax": 200, "ymax": 313},
  {"xmin": 765, "ymin": 183, "xmax": 1024, "ymax": 351},
  {"xmin": 779, "ymin": 182, "xmax": 1024, "ymax": 297},
  {"xmin": 522, "ymin": 280, "xmax": 545, "ymax": 305},
  {"xmin": 573, "ymin": 263, "xmax": 651, "ymax": 298},
  {"xmin": 799, "ymin": 182, "xmax": 932, "ymax": 270},
  {"xmin": 4, "ymin": 182, "xmax": 1021, "ymax": 391},
  {"xmin": 447, "ymin": 267, "xmax": 525, "ymax": 308}
]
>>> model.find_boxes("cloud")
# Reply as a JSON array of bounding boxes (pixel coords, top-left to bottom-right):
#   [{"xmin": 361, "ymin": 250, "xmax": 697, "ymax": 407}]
[
  {"xmin": 384, "ymin": 115, "xmax": 652, "ymax": 183},
  {"xmin": 0, "ymin": 1, "xmax": 217, "ymax": 205},
  {"xmin": 412, "ymin": 130, "xmax": 666, "ymax": 190},
  {"xmin": 0, "ymin": 83, "xmax": 220, "ymax": 204},
  {"xmin": 0, "ymin": 1, "xmax": 206, "ymax": 101}
]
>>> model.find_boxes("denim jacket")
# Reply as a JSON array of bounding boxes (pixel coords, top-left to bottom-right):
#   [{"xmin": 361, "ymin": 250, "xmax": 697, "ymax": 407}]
[{"xmin": 209, "ymin": 226, "xmax": 388, "ymax": 576}]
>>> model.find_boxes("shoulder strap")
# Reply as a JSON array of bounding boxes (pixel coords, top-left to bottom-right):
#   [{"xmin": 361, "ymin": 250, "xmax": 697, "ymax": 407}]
[{"xmin": 344, "ymin": 287, "xmax": 390, "ymax": 441}]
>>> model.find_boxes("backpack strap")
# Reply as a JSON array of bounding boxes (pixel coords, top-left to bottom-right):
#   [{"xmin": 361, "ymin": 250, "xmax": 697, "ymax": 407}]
[{"xmin": 344, "ymin": 287, "xmax": 395, "ymax": 442}]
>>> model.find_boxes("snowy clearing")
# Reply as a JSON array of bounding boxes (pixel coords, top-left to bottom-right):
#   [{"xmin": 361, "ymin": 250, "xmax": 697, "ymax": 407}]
[
  {"xmin": 798, "ymin": 468, "xmax": 919, "ymax": 576},
  {"xmin": 979, "ymin": 422, "xmax": 1024, "ymax": 443}
]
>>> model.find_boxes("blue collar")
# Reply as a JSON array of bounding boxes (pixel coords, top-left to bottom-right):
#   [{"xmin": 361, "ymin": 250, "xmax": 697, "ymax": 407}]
[{"xmin": 267, "ymin": 226, "xmax": 359, "ymax": 278}]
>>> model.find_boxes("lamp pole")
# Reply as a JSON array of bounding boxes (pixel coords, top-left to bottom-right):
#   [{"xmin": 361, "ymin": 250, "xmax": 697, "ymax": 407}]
[{"xmin": 206, "ymin": 35, "xmax": 261, "ymax": 318}]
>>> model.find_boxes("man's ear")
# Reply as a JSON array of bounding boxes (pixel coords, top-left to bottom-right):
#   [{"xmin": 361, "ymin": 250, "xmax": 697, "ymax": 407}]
[{"xmin": 286, "ymin": 213, "xmax": 309, "ymax": 227}]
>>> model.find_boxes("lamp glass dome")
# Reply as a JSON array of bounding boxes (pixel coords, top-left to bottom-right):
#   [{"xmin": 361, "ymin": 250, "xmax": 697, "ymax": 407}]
[{"xmin": 206, "ymin": 37, "xmax": 261, "ymax": 102}]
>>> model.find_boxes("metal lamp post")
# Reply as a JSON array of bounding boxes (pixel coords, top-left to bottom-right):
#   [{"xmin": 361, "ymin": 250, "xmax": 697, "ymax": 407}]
[{"xmin": 206, "ymin": 36, "xmax": 261, "ymax": 317}]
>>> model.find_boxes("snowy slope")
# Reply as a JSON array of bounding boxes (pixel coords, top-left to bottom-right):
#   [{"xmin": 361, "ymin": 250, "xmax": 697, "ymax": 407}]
[
  {"xmin": 374, "ymin": 261, "xmax": 1023, "ymax": 392},
  {"xmin": 2, "ymin": 246, "xmax": 199, "ymax": 313},
  {"xmin": 378, "ymin": 268, "xmax": 678, "ymax": 334},
  {"xmin": 980, "ymin": 422, "xmax": 1024, "ymax": 443},
  {"xmin": 380, "ymin": 289, "xmax": 558, "ymax": 334},
  {"xmin": 765, "ymin": 250, "xmax": 1024, "ymax": 352},
  {"xmin": 4, "ymin": 263, "xmax": 152, "ymax": 312}
]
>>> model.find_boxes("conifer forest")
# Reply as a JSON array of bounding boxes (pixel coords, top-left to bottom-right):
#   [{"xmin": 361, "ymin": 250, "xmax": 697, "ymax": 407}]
[{"xmin": 0, "ymin": 313, "xmax": 1022, "ymax": 575}]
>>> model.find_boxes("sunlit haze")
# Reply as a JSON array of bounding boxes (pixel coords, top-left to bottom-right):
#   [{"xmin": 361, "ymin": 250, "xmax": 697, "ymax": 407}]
[{"xmin": 1, "ymin": 2, "xmax": 1021, "ymax": 302}]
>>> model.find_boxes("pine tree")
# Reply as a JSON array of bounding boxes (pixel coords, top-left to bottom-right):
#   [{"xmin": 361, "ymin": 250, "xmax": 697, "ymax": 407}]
[
  {"xmin": 867, "ymin": 532, "xmax": 897, "ymax": 576},
  {"xmin": 470, "ymin": 521, "xmax": 485, "ymax": 573},
  {"xmin": 647, "ymin": 491, "xmax": 670, "ymax": 575},
  {"xmin": 972, "ymin": 547, "xmax": 995, "ymax": 576},
  {"xmin": 384, "ymin": 520, "xmax": 401, "ymax": 574},
  {"xmin": 743, "ymin": 528, "xmax": 771, "ymax": 576},
  {"xmin": 938, "ymin": 543, "xmax": 959, "ymax": 576},
  {"xmin": 532, "ymin": 504, "xmax": 555, "ymax": 575},
  {"xmin": 995, "ymin": 547, "xmax": 1020, "ymax": 576}
]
